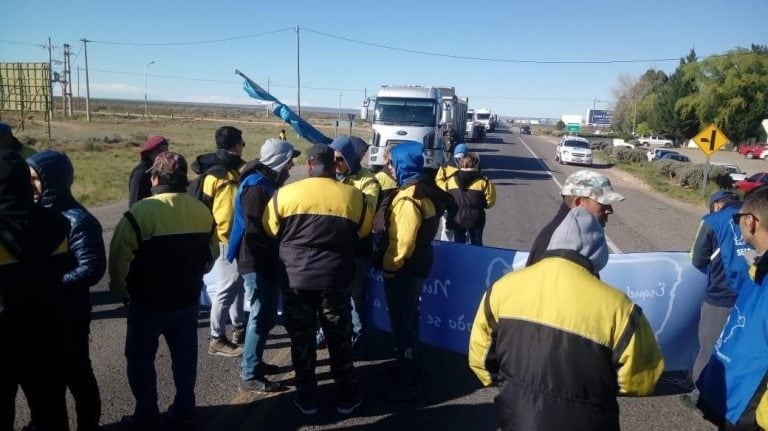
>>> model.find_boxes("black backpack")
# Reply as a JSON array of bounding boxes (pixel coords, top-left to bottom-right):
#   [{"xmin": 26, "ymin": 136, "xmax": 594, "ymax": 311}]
[{"xmin": 188, "ymin": 164, "xmax": 237, "ymax": 210}]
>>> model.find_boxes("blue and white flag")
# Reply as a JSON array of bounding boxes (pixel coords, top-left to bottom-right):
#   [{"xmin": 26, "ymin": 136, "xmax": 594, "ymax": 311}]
[{"xmin": 236, "ymin": 69, "xmax": 332, "ymax": 145}]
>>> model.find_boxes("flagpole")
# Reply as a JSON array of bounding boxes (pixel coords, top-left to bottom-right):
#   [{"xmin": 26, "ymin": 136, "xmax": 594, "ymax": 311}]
[{"xmin": 295, "ymin": 24, "xmax": 301, "ymax": 118}]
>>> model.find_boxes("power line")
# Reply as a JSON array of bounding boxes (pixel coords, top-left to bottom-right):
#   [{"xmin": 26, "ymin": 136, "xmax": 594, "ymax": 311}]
[
  {"xmin": 0, "ymin": 39, "xmax": 47, "ymax": 48},
  {"xmin": 86, "ymin": 27, "xmax": 294, "ymax": 46},
  {"xmin": 302, "ymin": 27, "xmax": 763, "ymax": 64}
]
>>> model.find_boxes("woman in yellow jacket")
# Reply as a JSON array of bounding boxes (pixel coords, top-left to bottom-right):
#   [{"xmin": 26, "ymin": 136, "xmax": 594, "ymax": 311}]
[{"xmin": 442, "ymin": 152, "xmax": 495, "ymax": 246}]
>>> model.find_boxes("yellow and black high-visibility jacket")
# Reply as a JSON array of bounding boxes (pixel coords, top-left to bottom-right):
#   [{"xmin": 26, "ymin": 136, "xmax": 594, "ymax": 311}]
[
  {"xmin": 469, "ymin": 250, "xmax": 664, "ymax": 431},
  {"xmin": 442, "ymin": 169, "xmax": 496, "ymax": 230},
  {"xmin": 382, "ymin": 182, "xmax": 444, "ymax": 278},
  {"xmin": 263, "ymin": 176, "xmax": 373, "ymax": 290},
  {"xmin": 109, "ymin": 190, "xmax": 218, "ymax": 312}
]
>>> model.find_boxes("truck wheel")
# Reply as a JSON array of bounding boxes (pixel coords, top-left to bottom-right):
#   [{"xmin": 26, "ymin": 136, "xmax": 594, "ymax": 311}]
[
  {"xmin": 763, "ymin": 155, "xmax": 768, "ymax": 162},
  {"xmin": 747, "ymin": 153, "xmax": 755, "ymax": 159}
]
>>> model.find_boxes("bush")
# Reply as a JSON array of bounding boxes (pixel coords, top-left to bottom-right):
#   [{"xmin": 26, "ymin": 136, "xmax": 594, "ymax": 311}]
[
  {"xmin": 18, "ymin": 135, "xmax": 38, "ymax": 147},
  {"xmin": 102, "ymin": 134, "xmax": 123, "ymax": 144}
]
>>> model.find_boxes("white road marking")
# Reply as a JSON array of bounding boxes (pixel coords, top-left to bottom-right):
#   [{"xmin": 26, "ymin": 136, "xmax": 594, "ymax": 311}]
[{"xmin": 516, "ymin": 134, "xmax": 623, "ymax": 253}]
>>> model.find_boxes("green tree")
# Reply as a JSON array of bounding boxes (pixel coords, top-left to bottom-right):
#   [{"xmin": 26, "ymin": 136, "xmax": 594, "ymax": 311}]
[
  {"xmin": 648, "ymin": 49, "xmax": 700, "ymax": 143},
  {"xmin": 556, "ymin": 120, "xmax": 565, "ymax": 131},
  {"xmin": 611, "ymin": 69, "xmax": 668, "ymax": 133},
  {"xmin": 678, "ymin": 48, "xmax": 768, "ymax": 143}
]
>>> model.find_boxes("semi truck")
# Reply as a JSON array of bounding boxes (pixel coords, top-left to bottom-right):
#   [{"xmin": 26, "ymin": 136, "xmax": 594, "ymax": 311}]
[
  {"xmin": 475, "ymin": 108, "xmax": 496, "ymax": 132},
  {"xmin": 465, "ymin": 109, "xmax": 485, "ymax": 142},
  {"xmin": 361, "ymin": 85, "xmax": 468, "ymax": 172}
]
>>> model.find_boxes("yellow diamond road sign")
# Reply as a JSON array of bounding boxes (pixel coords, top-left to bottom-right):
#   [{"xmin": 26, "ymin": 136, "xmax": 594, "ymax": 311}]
[{"xmin": 692, "ymin": 124, "xmax": 729, "ymax": 156}]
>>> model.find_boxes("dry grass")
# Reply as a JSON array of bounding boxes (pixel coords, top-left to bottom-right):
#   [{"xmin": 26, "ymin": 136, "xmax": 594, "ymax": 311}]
[{"xmin": 9, "ymin": 106, "xmax": 369, "ymax": 206}]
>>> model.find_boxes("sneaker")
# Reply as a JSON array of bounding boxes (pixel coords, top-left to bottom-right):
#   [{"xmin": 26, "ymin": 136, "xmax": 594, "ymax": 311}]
[
  {"xmin": 208, "ymin": 337, "xmax": 243, "ymax": 357},
  {"xmin": 258, "ymin": 362, "xmax": 281, "ymax": 375},
  {"xmin": 293, "ymin": 394, "xmax": 318, "ymax": 416},
  {"xmin": 316, "ymin": 329, "xmax": 326, "ymax": 350},
  {"xmin": 336, "ymin": 396, "xmax": 362, "ymax": 415},
  {"xmin": 231, "ymin": 325, "xmax": 246, "ymax": 345},
  {"xmin": 239, "ymin": 377, "xmax": 284, "ymax": 393}
]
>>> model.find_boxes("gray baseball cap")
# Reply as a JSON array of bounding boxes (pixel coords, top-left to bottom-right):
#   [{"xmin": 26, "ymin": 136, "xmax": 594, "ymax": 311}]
[{"xmin": 561, "ymin": 170, "xmax": 625, "ymax": 205}]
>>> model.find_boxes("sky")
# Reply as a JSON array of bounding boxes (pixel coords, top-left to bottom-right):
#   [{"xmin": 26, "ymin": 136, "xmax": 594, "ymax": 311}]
[{"xmin": 1, "ymin": 0, "xmax": 766, "ymax": 119}]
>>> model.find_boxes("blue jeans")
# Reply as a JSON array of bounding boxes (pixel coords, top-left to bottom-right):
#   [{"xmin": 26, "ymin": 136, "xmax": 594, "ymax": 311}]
[
  {"xmin": 125, "ymin": 303, "xmax": 198, "ymax": 420},
  {"xmin": 241, "ymin": 271, "xmax": 280, "ymax": 381},
  {"xmin": 453, "ymin": 227, "xmax": 484, "ymax": 246}
]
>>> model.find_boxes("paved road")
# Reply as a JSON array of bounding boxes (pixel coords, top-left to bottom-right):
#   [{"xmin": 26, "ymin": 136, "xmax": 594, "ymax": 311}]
[{"xmin": 15, "ymin": 125, "xmax": 716, "ymax": 430}]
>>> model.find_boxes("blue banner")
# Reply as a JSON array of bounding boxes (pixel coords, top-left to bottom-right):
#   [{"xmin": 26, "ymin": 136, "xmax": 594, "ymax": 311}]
[
  {"xmin": 235, "ymin": 69, "xmax": 332, "ymax": 145},
  {"xmin": 366, "ymin": 241, "xmax": 706, "ymax": 372}
]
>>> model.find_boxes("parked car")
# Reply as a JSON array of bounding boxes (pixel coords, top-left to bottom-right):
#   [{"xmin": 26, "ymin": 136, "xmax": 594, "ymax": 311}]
[
  {"xmin": 659, "ymin": 153, "xmax": 691, "ymax": 162},
  {"xmin": 709, "ymin": 162, "xmax": 746, "ymax": 182},
  {"xmin": 738, "ymin": 142, "xmax": 767, "ymax": 159},
  {"xmin": 555, "ymin": 136, "xmax": 592, "ymax": 166},
  {"xmin": 734, "ymin": 172, "xmax": 768, "ymax": 193},
  {"xmin": 520, "ymin": 125, "xmax": 531, "ymax": 135},
  {"xmin": 647, "ymin": 148, "xmax": 679, "ymax": 162},
  {"xmin": 758, "ymin": 148, "xmax": 768, "ymax": 161}
]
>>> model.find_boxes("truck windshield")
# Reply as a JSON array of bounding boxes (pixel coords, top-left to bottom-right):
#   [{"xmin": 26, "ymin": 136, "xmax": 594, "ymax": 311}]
[
  {"xmin": 476, "ymin": 113, "xmax": 490, "ymax": 120},
  {"xmin": 374, "ymin": 98, "xmax": 436, "ymax": 126}
]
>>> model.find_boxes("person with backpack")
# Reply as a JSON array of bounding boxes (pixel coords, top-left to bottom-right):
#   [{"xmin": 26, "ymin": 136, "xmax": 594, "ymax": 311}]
[
  {"xmin": 435, "ymin": 143, "xmax": 467, "ymax": 241},
  {"xmin": 28, "ymin": 150, "xmax": 106, "ymax": 431},
  {"xmin": 382, "ymin": 141, "xmax": 454, "ymax": 402},
  {"xmin": 441, "ymin": 152, "xmax": 496, "ymax": 246},
  {"xmin": 190, "ymin": 126, "xmax": 246, "ymax": 357},
  {"xmin": 227, "ymin": 138, "xmax": 300, "ymax": 393}
]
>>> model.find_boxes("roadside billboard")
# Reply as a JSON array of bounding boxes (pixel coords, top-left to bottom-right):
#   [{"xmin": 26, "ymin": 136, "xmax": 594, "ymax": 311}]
[
  {"xmin": 0, "ymin": 62, "xmax": 51, "ymax": 113},
  {"xmin": 562, "ymin": 114, "xmax": 582, "ymax": 125},
  {"xmin": 588, "ymin": 109, "xmax": 613, "ymax": 126}
]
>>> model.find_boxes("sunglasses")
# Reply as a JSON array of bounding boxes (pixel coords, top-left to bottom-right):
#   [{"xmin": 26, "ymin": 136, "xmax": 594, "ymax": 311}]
[{"xmin": 732, "ymin": 212, "xmax": 759, "ymax": 224}]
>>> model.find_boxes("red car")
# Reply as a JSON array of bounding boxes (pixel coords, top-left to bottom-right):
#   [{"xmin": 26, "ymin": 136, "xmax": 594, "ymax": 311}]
[
  {"xmin": 738, "ymin": 142, "xmax": 767, "ymax": 159},
  {"xmin": 735, "ymin": 172, "xmax": 768, "ymax": 193}
]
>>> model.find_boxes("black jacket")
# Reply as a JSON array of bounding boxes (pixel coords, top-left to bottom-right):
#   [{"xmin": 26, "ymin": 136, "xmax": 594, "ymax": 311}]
[
  {"xmin": 234, "ymin": 161, "xmax": 281, "ymax": 275},
  {"xmin": 28, "ymin": 151, "xmax": 107, "ymax": 316},
  {"xmin": 128, "ymin": 159, "xmax": 153, "ymax": 208}
]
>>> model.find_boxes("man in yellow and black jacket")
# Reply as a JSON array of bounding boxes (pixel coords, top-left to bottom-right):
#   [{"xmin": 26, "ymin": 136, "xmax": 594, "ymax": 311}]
[
  {"xmin": 469, "ymin": 207, "xmax": 664, "ymax": 431},
  {"xmin": 382, "ymin": 140, "xmax": 455, "ymax": 402},
  {"xmin": 440, "ymin": 152, "xmax": 496, "ymax": 246},
  {"xmin": 191, "ymin": 126, "xmax": 247, "ymax": 357},
  {"xmin": 0, "ymin": 149, "xmax": 70, "ymax": 430},
  {"xmin": 263, "ymin": 143, "xmax": 372, "ymax": 416},
  {"xmin": 109, "ymin": 152, "xmax": 217, "ymax": 428}
]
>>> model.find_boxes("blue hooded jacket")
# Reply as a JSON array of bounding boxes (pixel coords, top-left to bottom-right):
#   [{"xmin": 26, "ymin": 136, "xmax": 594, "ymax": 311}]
[
  {"xmin": 329, "ymin": 136, "xmax": 365, "ymax": 177},
  {"xmin": 390, "ymin": 141, "xmax": 424, "ymax": 187},
  {"xmin": 27, "ymin": 150, "xmax": 106, "ymax": 315}
]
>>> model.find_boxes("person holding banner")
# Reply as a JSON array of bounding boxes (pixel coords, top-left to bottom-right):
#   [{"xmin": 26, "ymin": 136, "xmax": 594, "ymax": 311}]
[
  {"xmin": 382, "ymin": 141, "xmax": 454, "ymax": 402},
  {"xmin": 526, "ymin": 170, "xmax": 624, "ymax": 267},
  {"xmin": 469, "ymin": 207, "xmax": 663, "ymax": 431},
  {"xmin": 697, "ymin": 187, "xmax": 768, "ymax": 430},
  {"xmin": 689, "ymin": 191, "xmax": 751, "ymax": 383}
]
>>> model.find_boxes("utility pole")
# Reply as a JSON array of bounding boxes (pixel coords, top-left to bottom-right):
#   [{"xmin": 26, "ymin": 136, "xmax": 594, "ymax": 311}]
[
  {"xmin": 144, "ymin": 60, "xmax": 155, "ymax": 118},
  {"xmin": 338, "ymin": 92, "xmax": 342, "ymax": 120},
  {"xmin": 63, "ymin": 43, "xmax": 73, "ymax": 117},
  {"xmin": 267, "ymin": 77, "xmax": 271, "ymax": 117},
  {"xmin": 47, "ymin": 37, "xmax": 54, "ymax": 120},
  {"xmin": 77, "ymin": 66, "xmax": 80, "ymax": 111},
  {"xmin": 80, "ymin": 38, "xmax": 91, "ymax": 122},
  {"xmin": 295, "ymin": 25, "xmax": 301, "ymax": 117}
]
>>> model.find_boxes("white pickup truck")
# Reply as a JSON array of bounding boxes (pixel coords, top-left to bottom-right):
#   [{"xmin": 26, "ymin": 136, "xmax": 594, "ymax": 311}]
[{"xmin": 637, "ymin": 135, "xmax": 674, "ymax": 148}]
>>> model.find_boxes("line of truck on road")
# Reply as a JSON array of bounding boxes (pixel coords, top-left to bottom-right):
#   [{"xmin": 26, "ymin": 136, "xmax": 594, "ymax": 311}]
[{"xmin": 360, "ymin": 85, "xmax": 495, "ymax": 173}]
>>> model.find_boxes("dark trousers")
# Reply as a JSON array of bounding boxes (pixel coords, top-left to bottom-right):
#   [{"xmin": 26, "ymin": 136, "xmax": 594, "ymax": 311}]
[
  {"xmin": 125, "ymin": 303, "xmax": 198, "ymax": 420},
  {"xmin": 63, "ymin": 312, "xmax": 101, "ymax": 429},
  {"xmin": 0, "ymin": 315, "xmax": 68, "ymax": 431},
  {"xmin": 283, "ymin": 287, "xmax": 357, "ymax": 398},
  {"xmin": 452, "ymin": 227, "xmax": 484, "ymax": 246},
  {"xmin": 384, "ymin": 273, "xmax": 423, "ymax": 382}
]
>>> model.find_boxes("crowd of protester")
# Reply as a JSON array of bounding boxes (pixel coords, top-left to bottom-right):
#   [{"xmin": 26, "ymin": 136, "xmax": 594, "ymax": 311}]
[{"xmin": 2, "ymin": 120, "xmax": 767, "ymax": 431}]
